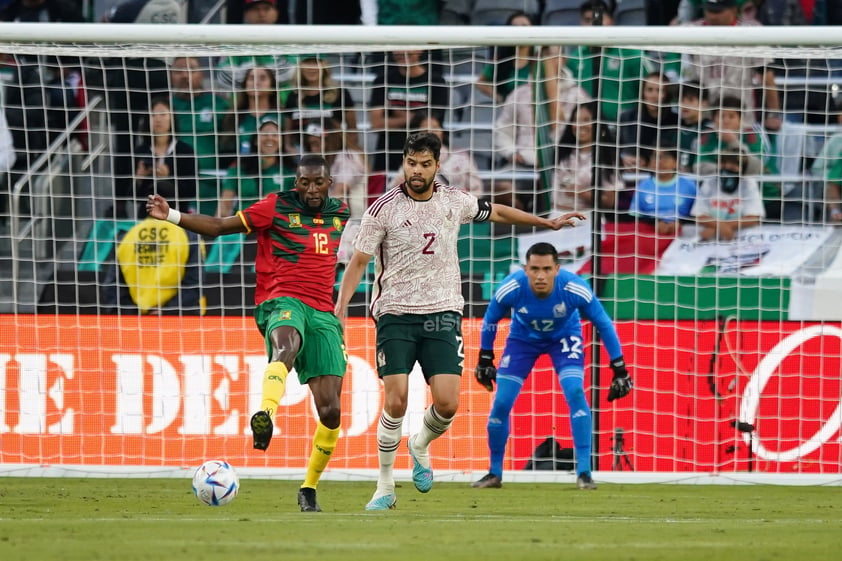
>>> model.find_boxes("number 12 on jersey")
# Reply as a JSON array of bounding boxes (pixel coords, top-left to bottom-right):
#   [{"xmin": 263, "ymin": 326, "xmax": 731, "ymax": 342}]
[{"xmin": 312, "ymin": 232, "xmax": 329, "ymax": 254}]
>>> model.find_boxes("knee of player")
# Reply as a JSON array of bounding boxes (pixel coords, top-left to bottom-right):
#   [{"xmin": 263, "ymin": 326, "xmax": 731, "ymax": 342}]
[
  {"xmin": 433, "ymin": 400, "xmax": 458, "ymax": 419},
  {"xmin": 316, "ymin": 402, "xmax": 341, "ymax": 429}
]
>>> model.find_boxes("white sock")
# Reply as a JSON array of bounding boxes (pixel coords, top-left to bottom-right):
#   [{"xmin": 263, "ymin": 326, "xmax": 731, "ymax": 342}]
[
  {"xmin": 411, "ymin": 405, "xmax": 453, "ymax": 469},
  {"xmin": 374, "ymin": 410, "xmax": 403, "ymax": 496}
]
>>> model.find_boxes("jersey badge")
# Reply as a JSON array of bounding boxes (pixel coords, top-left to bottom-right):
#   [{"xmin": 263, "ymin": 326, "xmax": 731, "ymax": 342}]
[
  {"xmin": 333, "ymin": 217, "xmax": 343, "ymax": 231},
  {"xmin": 553, "ymin": 303, "xmax": 567, "ymax": 318},
  {"xmin": 289, "ymin": 214, "xmax": 301, "ymax": 228}
]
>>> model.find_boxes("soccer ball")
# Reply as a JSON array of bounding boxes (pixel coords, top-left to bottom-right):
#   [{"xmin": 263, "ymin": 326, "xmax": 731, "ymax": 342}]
[{"xmin": 192, "ymin": 460, "xmax": 240, "ymax": 506}]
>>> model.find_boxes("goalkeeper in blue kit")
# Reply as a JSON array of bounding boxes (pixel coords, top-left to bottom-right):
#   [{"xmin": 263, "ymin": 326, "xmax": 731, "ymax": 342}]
[{"xmin": 472, "ymin": 242, "xmax": 632, "ymax": 490}]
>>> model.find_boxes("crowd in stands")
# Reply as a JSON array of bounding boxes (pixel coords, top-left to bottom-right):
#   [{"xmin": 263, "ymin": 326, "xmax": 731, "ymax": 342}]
[{"xmin": 1, "ymin": 0, "xmax": 841, "ymax": 314}]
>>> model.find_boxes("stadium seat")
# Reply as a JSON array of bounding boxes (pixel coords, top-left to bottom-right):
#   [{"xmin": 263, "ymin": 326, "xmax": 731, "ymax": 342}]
[
  {"xmin": 541, "ymin": 0, "xmax": 582, "ymax": 26},
  {"xmin": 470, "ymin": 0, "xmax": 540, "ymax": 26},
  {"xmin": 613, "ymin": 0, "xmax": 647, "ymax": 25},
  {"xmin": 440, "ymin": 0, "xmax": 472, "ymax": 24}
]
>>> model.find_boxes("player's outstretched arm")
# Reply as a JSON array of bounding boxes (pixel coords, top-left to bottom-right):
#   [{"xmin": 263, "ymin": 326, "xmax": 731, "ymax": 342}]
[
  {"xmin": 489, "ymin": 203, "xmax": 585, "ymax": 230},
  {"xmin": 146, "ymin": 194, "xmax": 247, "ymax": 237},
  {"xmin": 335, "ymin": 249, "xmax": 373, "ymax": 327}
]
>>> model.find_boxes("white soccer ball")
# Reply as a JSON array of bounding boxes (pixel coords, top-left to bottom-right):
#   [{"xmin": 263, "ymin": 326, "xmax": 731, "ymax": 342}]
[{"xmin": 192, "ymin": 460, "xmax": 240, "ymax": 506}]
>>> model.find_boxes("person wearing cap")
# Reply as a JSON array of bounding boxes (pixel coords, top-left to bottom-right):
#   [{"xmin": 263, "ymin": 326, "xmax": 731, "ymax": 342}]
[
  {"xmin": 215, "ymin": 0, "xmax": 294, "ymax": 99},
  {"xmin": 283, "ymin": 54, "xmax": 358, "ymax": 156},
  {"xmin": 220, "ymin": 65, "xmax": 282, "ymax": 166},
  {"xmin": 218, "ymin": 118, "xmax": 294, "ymax": 216}
]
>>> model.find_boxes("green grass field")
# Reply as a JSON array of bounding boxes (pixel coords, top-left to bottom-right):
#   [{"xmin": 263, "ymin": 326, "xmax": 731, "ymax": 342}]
[{"xmin": 1, "ymin": 477, "xmax": 840, "ymax": 561}]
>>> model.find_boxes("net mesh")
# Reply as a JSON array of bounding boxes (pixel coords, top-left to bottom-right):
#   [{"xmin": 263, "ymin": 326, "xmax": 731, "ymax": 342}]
[{"xmin": 1, "ymin": 25, "xmax": 842, "ymax": 479}]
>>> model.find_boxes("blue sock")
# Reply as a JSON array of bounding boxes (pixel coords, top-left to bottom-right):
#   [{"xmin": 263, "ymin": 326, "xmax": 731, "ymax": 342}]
[
  {"xmin": 560, "ymin": 375, "xmax": 592, "ymax": 476},
  {"xmin": 487, "ymin": 376, "xmax": 522, "ymax": 478}
]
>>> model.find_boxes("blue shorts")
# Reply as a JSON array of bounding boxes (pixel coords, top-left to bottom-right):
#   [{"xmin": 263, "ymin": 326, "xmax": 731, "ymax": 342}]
[{"xmin": 498, "ymin": 335, "xmax": 586, "ymax": 382}]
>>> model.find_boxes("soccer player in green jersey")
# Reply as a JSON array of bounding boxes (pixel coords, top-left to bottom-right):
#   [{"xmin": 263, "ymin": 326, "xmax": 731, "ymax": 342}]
[{"xmin": 146, "ymin": 154, "xmax": 350, "ymax": 513}]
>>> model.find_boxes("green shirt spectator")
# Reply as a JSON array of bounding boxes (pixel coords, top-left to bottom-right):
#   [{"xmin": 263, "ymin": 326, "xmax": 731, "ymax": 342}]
[
  {"xmin": 566, "ymin": 46, "xmax": 654, "ymax": 124},
  {"xmin": 376, "ymin": 0, "xmax": 439, "ymax": 25},
  {"xmin": 220, "ymin": 160, "xmax": 294, "ymax": 214}
]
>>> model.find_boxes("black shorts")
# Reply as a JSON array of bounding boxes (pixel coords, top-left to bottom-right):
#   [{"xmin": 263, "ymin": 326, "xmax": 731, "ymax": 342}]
[{"xmin": 375, "ymin": 312, "xmax": 464, "ymax": 380}]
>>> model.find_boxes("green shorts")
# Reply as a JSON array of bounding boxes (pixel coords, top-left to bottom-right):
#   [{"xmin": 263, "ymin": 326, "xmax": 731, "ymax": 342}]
[
  {"xmin": 375, "ymin": 312, "xmax": 464, "ymax": 380},
  {"xmin": 254, "ymin": 297, "xmax": 346, "ymax": 383}
]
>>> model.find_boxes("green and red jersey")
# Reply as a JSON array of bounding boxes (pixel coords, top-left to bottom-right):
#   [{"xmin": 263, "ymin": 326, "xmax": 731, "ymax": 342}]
[{"xmin": 238, "ymin": 190, "xmax": 350, "ymax": 312}]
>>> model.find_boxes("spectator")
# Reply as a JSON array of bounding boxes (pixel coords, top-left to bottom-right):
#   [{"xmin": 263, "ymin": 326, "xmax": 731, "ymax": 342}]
[
  {"xmin": 220, "ymin": 65, "xmax": 281, "ymax": 165},
  {"xmin": 566, "ymin": 0, "xmax": 656, "ymax": 125},
  {"xmin": 100, "ymin": 214, "xmax": 205, "ymax": 316},
  {"xmin": 283, "ymin": 54, "xmax": 357, "ymax": 156},
  {"xmin": 215, "ymin": 0, "xmax": 294, "ymax": 98},
  {"xmin": 681, "ymin": 0, "xmax": 782, "ymax": 131},
  {"xmin": 492, "ymin": 66, "xmax": 590, "ymax": 209},
  {"xmin": 691, "ymin": 147, "xmax": 765, "ymax": 240},
  {"xmin": 695, "ymin": 97, "xmax": 781, "ymax": 218},
  {"xmin": 226, "ymin": 0, "xmax": 289, "ymax": 23},
  {"xmin": 4, "ymin": 54, "xmax": 83, "ymax": 159},
  {"xmin": 218, "ymin": 118, "xmax": 294, "ymax": 216},
  {"xmin": 98, "ymin": 0, "xmax": 183, "ymax": 218},
  {"xmin": 391, "ymin": 113, "xmax": 483, "ymax": 197},
  {"xmin": 374, "ymin": 0, "xmax": 439, "ymax": 25},
  {"xmin": 629, "ymin": 144, "xmax": 697, "ymax": 237},
  {"xmin": 368, "ymin": 49, "xmax": 449, "ymax": 173},
  {"xmin": 474, "ymin": 11, "xmax": 540, "ymax": 104},
  {"xmin": 0, "ymin": 0, "xmax": 83, "ymax": 22},
  {"xmin": 618, "ymin": 71, "xmax": 679, "ymax": 172},
  {"xmin": 170, "ymin": 56, "xmax": 231, "ymax": 217},
  {"xmin": 676, "ymin": 81, "xmax": 713, "ymax": 173},
  {"xmin": 553, "ymin": 101, "xmax": 623, "ymax": 217},
  {"xmin": 810, "ymin": 109, "xmax": 842, "ymax": 180},
  {"xmin": 696, "ymin": 96, "xmax": 767, "ymax": 177},
  {"xmin": 303, "ymin": 118, "xmax": 369, "ymax": 218},
  {"xmin": 133, "ymin": 97, "xmax": 198, "ymax": 220},
  {"xmin": 673, "ymin": 0, "xmax": 807, "ymax": 24}
]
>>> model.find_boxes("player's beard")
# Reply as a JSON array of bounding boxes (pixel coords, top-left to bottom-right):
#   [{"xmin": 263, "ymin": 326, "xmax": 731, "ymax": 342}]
[{"xmin": 407, "ymin": 175, "xmax": 434, "ymax": 196}]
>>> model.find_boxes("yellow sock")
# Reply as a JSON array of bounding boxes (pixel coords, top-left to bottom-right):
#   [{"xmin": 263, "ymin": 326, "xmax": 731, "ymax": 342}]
[
  {"xmin": 260, "ymin": 362, "xmax": 289, "ymax": 418},
  {"xmin": 302, "ymin": 422, "xmax": 340, "ymax": 489}
]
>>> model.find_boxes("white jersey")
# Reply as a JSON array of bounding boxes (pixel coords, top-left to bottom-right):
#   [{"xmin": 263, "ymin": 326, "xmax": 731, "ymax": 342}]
[{"xmin": 354, "ymin": 182, "xmax": 488, "ymax": 318}]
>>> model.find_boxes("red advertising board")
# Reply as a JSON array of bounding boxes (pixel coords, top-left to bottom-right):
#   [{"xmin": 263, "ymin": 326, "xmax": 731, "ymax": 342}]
[{"xmin": 1, "ymin": 316, "xmax": 840, "ymax": 473}]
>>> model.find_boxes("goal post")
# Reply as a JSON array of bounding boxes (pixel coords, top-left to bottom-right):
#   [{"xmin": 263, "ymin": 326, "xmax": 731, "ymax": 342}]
[{"xmin": 1, "ymin": 23, "xmax": 842, "ymax": 484}]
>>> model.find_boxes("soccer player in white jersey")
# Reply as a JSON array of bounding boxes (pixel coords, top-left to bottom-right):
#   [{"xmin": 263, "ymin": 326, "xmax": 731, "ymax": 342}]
[
  {"xmin": 335, "ymin": 132, "xmax": 585, "ymax": 510},
  {"xmin": 472, "ymin": 242, "xmax": 632, "ymax": 491}
]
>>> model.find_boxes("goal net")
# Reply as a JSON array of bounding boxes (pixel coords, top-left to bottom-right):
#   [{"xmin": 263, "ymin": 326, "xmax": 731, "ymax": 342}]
[{"xmin": 1, "ymin": 23, "xmax": 841, "ymax": 483}]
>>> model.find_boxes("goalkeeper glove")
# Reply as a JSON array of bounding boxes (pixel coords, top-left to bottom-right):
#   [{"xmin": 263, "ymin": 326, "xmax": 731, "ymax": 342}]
[
  {"xmin": 607, "ymin": 356, "xmax": 633, "ymax": 402},
  {"xmin": 474, "ymin": 349, "xmax": 497, "ymax": 392}
]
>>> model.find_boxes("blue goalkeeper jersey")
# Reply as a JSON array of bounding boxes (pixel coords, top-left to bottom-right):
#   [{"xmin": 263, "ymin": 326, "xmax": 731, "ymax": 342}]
[{"xmin": 480, "ymin": 269, "xmax": 623, "ymax": 360}]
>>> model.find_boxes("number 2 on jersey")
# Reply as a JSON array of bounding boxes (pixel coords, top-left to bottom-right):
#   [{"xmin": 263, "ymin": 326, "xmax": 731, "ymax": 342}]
[
  {"xmin": 312, "ymin": 232, "xmax": 329, "ymax": 254},
  {"xmin": 422, "ymin": 232, "xmax": 436, "ymax": 254}
]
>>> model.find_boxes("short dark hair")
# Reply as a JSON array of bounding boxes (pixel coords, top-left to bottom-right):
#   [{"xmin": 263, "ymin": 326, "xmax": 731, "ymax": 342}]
[
  {"xmin": 580, "ymin": 0, "xmax": 614, "ymax": 17},
  {"xmin": 403, "ymin": 131, "xmax": 441, "ymax": 161},
  {"xmin": 298, "ymin": 154, "xmax": 328, "ymax": 170},
  {"xmin": 679, "ymin": 81, "xmax": 704, "ymax": 101},
  {"xmin": 526, "ymin": 242, "xmax": 559, "ymax": 262},
  {"xmin": 715, "ymin": 96, "xmax": 744, "ymax": 116}
]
